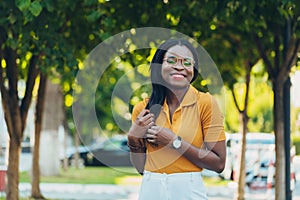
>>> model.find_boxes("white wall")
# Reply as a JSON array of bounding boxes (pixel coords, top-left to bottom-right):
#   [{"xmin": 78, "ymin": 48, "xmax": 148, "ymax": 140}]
[{"xmin": 291, "ymin": 71, "xmax": 300, "ymax": 108}]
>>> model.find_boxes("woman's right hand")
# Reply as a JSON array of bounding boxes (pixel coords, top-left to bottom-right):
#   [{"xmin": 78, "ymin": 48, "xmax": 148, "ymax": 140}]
[{"xmin": 128, "ymin": 109, "xmax": 155, "ymax": 140}]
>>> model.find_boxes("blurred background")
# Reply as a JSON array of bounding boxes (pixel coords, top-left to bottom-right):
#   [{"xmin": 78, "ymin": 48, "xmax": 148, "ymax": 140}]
[{"xmin": 0, "ymin": 0, "xmax": 300, "ymax": 200}]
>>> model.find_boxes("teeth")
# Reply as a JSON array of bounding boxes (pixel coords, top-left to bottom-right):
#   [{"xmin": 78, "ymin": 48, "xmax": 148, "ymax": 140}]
[{"xmin": 172, "ymin": 74, "xmax": 184, "ymax": 78}]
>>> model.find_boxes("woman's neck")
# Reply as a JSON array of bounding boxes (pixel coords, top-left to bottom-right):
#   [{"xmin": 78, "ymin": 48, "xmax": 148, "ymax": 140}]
[
  {"xmin": 166, "ymin": 86, "xmax": 189, "ymax": 123},
  {"xmin": 166, "ymin": 85, "xmax": 189, "ymax": 107}
]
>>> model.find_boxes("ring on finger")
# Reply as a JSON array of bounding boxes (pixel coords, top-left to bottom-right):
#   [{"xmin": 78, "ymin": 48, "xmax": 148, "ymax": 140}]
[{"xmin": 147, "ymin": 138, "xmax": 154, "ymax": 142}]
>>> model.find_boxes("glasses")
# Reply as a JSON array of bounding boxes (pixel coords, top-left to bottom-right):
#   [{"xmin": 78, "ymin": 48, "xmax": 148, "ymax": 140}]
[{"xmin": 163, "ymin": 55, "xmax": 195, "ymax": 68}]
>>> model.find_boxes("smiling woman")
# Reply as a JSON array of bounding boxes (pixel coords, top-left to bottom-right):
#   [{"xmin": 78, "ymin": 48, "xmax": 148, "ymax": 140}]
[{"xmin": 127, "ymin": 38, "xmax": 226, "ymax": 200}]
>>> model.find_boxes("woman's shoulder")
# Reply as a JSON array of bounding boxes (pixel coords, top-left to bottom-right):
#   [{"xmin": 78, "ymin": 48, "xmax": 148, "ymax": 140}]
[
  {"xmin": 192, "ymin": 87, "xmax": 212, "ymax": 103},
  {"xmin": 131, "ymin": 98, "xmax": 149, "ymax": 121},
  {"xmin": 132, "ymin": 98, "xmax": 149, "ymax": 112},
  {"xmin": 195, "ymin": 90, "xmax": 222, "ymax": 115}
]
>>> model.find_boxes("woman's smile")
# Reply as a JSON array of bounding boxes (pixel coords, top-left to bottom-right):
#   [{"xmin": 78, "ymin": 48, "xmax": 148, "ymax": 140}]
[
  {"xmin": 162, "ymin": 45, "xmax": 194, "ymax": 89},
  {"xmin": 170, "ymin": 73, "xmax": 186, "ymax": 79}
]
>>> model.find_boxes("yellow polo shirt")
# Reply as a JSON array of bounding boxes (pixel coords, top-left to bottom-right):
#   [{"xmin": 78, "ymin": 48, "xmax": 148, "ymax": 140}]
[{"xmin": 131, "ymin": 85, "xmax": 225, "ymax": 174}]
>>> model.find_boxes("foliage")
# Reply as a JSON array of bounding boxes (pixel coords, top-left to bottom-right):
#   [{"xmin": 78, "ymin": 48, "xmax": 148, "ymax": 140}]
[
  {"xmin": 0, "ymin": 0, "xmax": 90, "ymax": 198},
  {"xmin": 220, "ymin": 1, "xmax": 300, "ymax": 199},
  {"xmin": 247, "ymin": 73, "xmax": 274, "ymax": 132},
  {"xmin": 68, "ymin": 0, "xmax": 229, "ymax": 138},
  {"xmin": 224, "ymin": 72, "xmax": 274, "ymax": 133},
  {"xmin": 95, "ymin": 50, "xmax": 152, "ymax": 135},
  {"xmin": 292, "ymin": 134, "xmax": 300, "ymax": 155}
]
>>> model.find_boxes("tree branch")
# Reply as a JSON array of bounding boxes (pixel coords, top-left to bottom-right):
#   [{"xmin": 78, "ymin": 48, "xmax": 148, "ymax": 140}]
[
  {"xmin": 0, "ymin": 50, "xmax": 13, "ymax": 138},
  {"xmin": 280, "ymin": 38, "xmax": 300, "ymax": 80},
  {"xmin": 35, "ymin": 73, "xmax": 47, "ymax": 126},
  {"xmin": 20, "ymin": 55, "xmax": 39, "ymax": 133},
  {"xmin": 254, "ymin": 34, "xmax": 275, "ymax": 80},
  {"xmin": 274, "ymin": 32, "xmax": 280, "ymax": 73},
  {"xmin": 5, "ymin": 48, "xmax": 18, "ymax": 100},
  {"xmin": 243, "ymin": 61, "xmax": 252, "ymax": 116},
  {"xmin": 2, "ymin": 47, "xmax": 20, "ymax": 139},
  {"xmin": 231, "ymin": 88, "xmax": 242, "ymax": 113}
]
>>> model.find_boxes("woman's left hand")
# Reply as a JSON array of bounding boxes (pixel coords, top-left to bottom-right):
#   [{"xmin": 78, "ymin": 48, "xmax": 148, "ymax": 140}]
[{"xmin": 146, "ymin": 125, "xmax": 176, "ymax": 147}]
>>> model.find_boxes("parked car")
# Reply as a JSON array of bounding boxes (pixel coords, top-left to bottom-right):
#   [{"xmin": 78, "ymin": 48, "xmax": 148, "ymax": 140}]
[
  {"xmin": 223, "ymin": 132, "xmax": 296, "ymax": 189},
  {"xmin": 64, "ymin": 135, "xmax": 132, "ymax": 167}
]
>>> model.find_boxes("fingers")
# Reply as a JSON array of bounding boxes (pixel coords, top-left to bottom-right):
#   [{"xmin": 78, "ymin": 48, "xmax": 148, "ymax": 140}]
[
  {"xmin": 147, "ymin": 138, "xmax": 156, "ymax": 144},
  {"xmin": 147, "ymin": 125, "xmax": 158, "ymax": 134},
  {"xmin": 146, "ymin": 133, "xmax": 156, "ymax": 139},
  {"xmin": 135, "ymin": 109, "xmax": 155, "ymax": 127},
  {"xmin": 146, "ymin": 129, "xmax": 157, "ymax": 138},
  {"xmin": 146, "ymin": 125, "xmax": 160, "ymax": 144},
  {"xmin": 137, "ymin": 109, "xmax": 149, "ymax": 119},
  {"xmin": 146, "ymin": 133, "xmax": 156, "ymax": 143}
]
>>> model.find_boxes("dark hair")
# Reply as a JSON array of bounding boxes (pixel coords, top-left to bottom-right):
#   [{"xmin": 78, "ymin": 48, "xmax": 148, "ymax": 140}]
[{"xmin": 146, "ymin": 39, "xmax": 199, "ymax": 117}]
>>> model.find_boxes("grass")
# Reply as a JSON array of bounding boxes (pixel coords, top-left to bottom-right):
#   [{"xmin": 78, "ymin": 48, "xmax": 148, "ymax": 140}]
[
  {"xmin": 20, "ymin": 166, "xmax": 142, "ymax": 185},
  {"xmin": 19, "ymin": 166, "xmax": 229, "ymax": 186},
  {"xmin": 203, "ymin": 176, "xmax": 230, "ymax": 186}
]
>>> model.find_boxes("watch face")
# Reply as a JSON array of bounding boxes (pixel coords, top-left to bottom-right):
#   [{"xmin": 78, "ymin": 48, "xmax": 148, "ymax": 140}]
[{"xmin": 173, "ymin": 138, "xmax": 181, "ymax": 149}]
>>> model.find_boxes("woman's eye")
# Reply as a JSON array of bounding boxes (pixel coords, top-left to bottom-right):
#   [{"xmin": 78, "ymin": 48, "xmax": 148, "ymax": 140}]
[
  {"xmin": 183, "ymin": 61, "xmax": 192, "ymax": 66},
  {"xmin": 167, "ymin": 58, "xmax": 176, "ymax": 64},
  {"xmin": 183, "ymin": 58, "xmax": 193, "ymax": 67}
]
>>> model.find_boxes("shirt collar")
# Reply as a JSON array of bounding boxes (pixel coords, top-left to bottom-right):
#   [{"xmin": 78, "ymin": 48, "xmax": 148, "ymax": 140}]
[
  {"xmin": 180, "ymin": 85, "xmax": 198, "ymax": 107},
  {"xmin": 162, "ymin": 85, "xmax": 198, "ymax": 111}
]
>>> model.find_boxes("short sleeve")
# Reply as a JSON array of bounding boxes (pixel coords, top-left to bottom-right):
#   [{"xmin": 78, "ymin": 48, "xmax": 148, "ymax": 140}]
[
  {"xmin": 131, "ymin": 99, "xmax": 148, "ymax": 123},
  {"xmin": 198, "ymin": 93, "xmax": 226, "ymax": 142}
]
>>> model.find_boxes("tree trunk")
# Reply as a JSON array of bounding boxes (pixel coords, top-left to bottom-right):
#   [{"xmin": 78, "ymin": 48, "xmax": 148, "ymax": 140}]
[
  {"xmin": 62, "ymin": 126, "xmax": 69, "ymax": 171},
  {"xmin": 274, "ymin": 81, "xmax": 286, "ymax": 200},
  {"xmin": 73, "ymin": 131, "xmax": 81, "ymax": 168},
  {"xmin": 237, "ymin": 112, "xmax": 248, "ymax": 200},
  {"xmin": 6, "ymin": 137, "xmax": 21, "ymax": 200},
  {"xmin": 0, "ymin": 45, "xmax": 39, "ymax": 199},
  {"xmin": 233, "ymin": 63, "xmax": 251, "ymax": 200},
  {"xmin": 39, "ymin": 79, "xmax": 64, "ymax": 176},
  {"xmin": 31, "ymin": 73, "xmax": 47, "ymax": 199}
]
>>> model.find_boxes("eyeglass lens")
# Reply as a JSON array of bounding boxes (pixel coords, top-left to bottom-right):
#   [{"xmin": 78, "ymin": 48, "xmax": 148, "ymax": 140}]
[{"xmin": 165, "ymin": 56, "xmax": 194, "ymax": 67}]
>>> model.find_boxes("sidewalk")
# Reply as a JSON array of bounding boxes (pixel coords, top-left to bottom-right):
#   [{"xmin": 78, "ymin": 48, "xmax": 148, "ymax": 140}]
[
  {"xmin": 19, "ymin": 183, "xmax": 140, "ymax": 200},
  {"xmin": 19, "ymin": 183, "xmax": 234, "ymax": 200},
  {"xmin": 17, "ymin": 181, "xmax": 300, "ymax": 200}
]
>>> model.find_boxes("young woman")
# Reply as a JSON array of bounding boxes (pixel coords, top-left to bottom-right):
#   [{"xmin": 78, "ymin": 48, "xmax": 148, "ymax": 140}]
[{"xmin": 127, "ymin": 39, "xmax": 226, "ymax": 200}]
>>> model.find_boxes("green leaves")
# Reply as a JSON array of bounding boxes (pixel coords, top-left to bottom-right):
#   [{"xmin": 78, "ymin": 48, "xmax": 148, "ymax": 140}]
[
  {"xmin": 85, "ymin": 10, "xmax": 103, "ymax": 22},
  {"xmin": 16, "ymin": 0, "xmax": 31, "ymax": 12},
  {"xmin": 44, "ymin": 0, "xmax": 54, "ymax": 12},
  {"xmin": 29, "ymin": 1, "xmax": 43, "ymax": 17},
  {"xmin": 16, "ymin": 0, "xmax": 43, "ymax": 17}
]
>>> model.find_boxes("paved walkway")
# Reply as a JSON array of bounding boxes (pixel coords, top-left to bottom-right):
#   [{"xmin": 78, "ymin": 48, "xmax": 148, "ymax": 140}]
[
  {"xmin": 19, "ymin": 183, "xmax": 139, "ymax": 200},
  {"xmin": 16, "ymin": 181, "xmax": 300, "ymax": 200},
  {"xmin": 5, "ymin": 170, "xmax": 299, "ymax": 200}
]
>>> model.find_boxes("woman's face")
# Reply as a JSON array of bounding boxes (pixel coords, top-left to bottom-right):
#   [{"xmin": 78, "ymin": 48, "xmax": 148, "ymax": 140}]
[{"xmin": 161, "ymin": 45, "xmax": 194, "ymax": 90}]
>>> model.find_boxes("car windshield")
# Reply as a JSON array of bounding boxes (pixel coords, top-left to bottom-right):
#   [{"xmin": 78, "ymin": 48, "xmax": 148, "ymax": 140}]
[
  {"xmin": 102, "ymin": 138, "xmax": 128, "ymax": 151},
  {"xmin": 247, "ymin": 139, "xmax": 274, "ymax": 145}
]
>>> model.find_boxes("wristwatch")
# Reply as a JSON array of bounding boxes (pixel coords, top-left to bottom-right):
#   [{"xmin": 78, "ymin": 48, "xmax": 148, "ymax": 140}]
[{"xmin": 172, "ymin": 136, "xmax": 182, "ymax": 149}]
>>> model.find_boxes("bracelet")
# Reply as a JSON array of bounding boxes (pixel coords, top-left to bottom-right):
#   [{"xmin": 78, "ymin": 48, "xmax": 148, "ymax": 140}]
[{"xmin": 127, "ymin": 142, "xmax": 146, "ymax": 150}]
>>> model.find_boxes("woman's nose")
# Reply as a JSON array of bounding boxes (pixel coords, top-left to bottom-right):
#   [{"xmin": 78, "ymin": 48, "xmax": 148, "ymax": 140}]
[{"xmin": 172, "ymin": 62, "xmax": 185, "ymax": 70}]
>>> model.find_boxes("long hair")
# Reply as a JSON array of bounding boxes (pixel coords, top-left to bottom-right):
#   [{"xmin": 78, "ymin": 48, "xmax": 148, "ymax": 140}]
[{"xmin": 146, "ymin": 39, "xmax": 199, "ymax": 117}]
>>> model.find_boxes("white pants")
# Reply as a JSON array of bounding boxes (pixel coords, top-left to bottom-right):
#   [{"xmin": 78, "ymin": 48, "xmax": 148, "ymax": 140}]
[{"xmin": 138, "ymin": 171, "xmax": 208, "ymax": 200}]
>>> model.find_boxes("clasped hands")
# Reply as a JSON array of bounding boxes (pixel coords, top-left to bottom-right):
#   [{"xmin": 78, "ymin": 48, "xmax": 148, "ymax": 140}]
[{"xmin": 130, "ymin": 109, "xmax": 175, "ymax": 147}]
